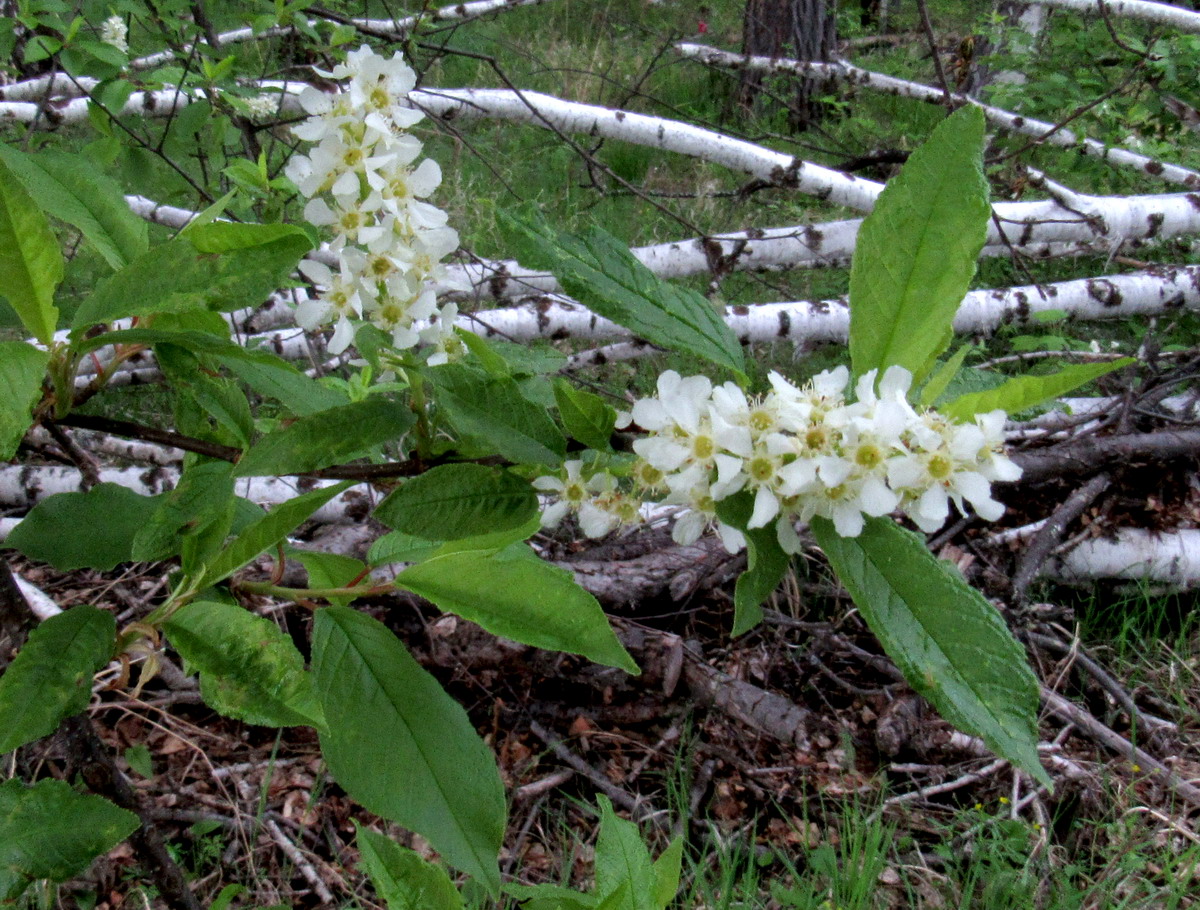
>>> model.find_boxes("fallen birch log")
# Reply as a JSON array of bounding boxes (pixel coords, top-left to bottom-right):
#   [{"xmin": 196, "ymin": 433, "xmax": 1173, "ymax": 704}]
[
  {"xmin": 467, "ymin": 265, "xmax": 1200, "ymax": 346},
  {"xmin": 411, "ymin": 88, "xmax": 885, "ymax": 212},
  {"xmin": 1050, "ymin": 529, "xmax": 1200, "ymax": 585},
  {"xmin": 0, "ymin": 466, "xmax": 373, "ymax": 525},
  {"xmin": 1035, "ymin": 0, "xmax": 1200, "ymax": 33},
  {"xmin": 676, "ymin": 42, "xmax": 1200, "ymax": 190}
]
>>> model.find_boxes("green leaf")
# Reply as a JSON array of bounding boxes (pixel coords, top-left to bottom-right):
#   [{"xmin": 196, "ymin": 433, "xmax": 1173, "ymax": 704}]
[
  {"xmin": 132, "ymin": 459, "xmax": 236, "ymax": 564},
  {"xmin": 0, "ymin": 155, "xmax": 63, "ymax": 343},
  {"xmin": 164, "ymin": 600, "xmax": 324, "ymax": 728},
  {"xmin": 368, "ymin": 531, "xmax": 444, "ymax": 567},
  {"xmin": 197, "ymin": 482, "xmax": 352, "ymax": 588},
  {"xmin": 123, "ymin": 744, "xmax": 154, "ymax": 778},
  {"xmin": 941, "ymin": 358, "xmax": 1135, "ymax": 422},
  {"xmin": 72, "ymin": 223, "xmax": 311, "ymax": 332},
  {"xmin": 374, "ymin": 465, "xmax": 538, "ymax": 541},
  {"xmin": 849, "ymin": 106, "xmax": 990, "ymax": 385},
  {"xmin": 812, "ymin": 516, "xmax": 1048, "ymax": 786},
  {"xmin": 293, "ymin": 550, "xmax": 365, "ymax": 607},
  {"xmin": 215, "ymin": 347, "xmax": 349, "ymax": 416},
  {"xmin": 234, "ymin": 398, "xmax": 414, "ymax": 477},
  {"xmin": 431, "ymin": 364, "xmax": 566, "ymax": 466},
  {"xmin": 355, "ymin": 823, "xmax": 465, "ymax": 910},
  {"xmin": 715, "ymin": 493, "xmax": 789, "ymax": 637},
  {"xmin": 594, "ymin": 795, "xmax": 655, "ymax": 910},
  {"xmin": 0, "ymin": 341, "xmax": 47, "ymax": 460},
  {"xmin": 501, "ymin": 210, "xmax": 745, "ymax": 379},
  {"xmin": 651, "ymin": 837, "xmax": 683, "ymax": 910},
  {"xmin": 5, "ymin": 485, "xmax": 162, "ymax": 571},
  {"xmin": 554, "ymin": 379, "xmax": 617, "ymax": 451},
  {"xmin": 396, "ymin": 545, "xmax": 638, "ymax": 674},
  {"xmin": 312, "ymin": 607, "xmax": 506, "ymax": 893},
  {"xmin": 73, "ymin": 327, "xmax": 349, "ymax": 416},
  {"xmin": 0, "ymin": 606, "xmax": 114, "ymax": 754},
  {"xmin": 0, "ymin": 144, "xmax": 147, "ymax": 270},
  {"xmin": 918, "ymin": 343, "xmax": 973, "ymax": 409},
  {"xmin": 503, "ymin": 883, "xmax": 595, "ymax": 910},
  {"xmin": 0, "ymin": 779, "xmax": 138, "ymax": 901}
]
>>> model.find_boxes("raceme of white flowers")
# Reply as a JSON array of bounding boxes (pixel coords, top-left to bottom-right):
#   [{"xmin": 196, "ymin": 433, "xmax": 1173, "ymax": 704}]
[
  {"xmin": 286, "ymin": 47, "xmax": 461, "ymax": 361},
  {"xmin": 535, "ymin": 366, "xmax": 1022, "ymax": 547},
  {"xmin": 100, "ymin": 15, "xmax": 129, "ymax": 53}
]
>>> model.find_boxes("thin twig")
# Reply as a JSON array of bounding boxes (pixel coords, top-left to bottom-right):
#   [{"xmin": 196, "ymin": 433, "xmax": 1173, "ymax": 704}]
[{"xmin": 1040, "ymin": 687, "xmax": 1200, "ymax": 810}]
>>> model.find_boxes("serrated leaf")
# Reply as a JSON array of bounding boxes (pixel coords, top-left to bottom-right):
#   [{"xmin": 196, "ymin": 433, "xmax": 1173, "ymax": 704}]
[
  {"xmin": 0, "ymin": 779, "xmax": 138, "ymax": 901},
  {"xmin": 396, "ymin": 544, "xmax": 638, "ymax": 673},
  {"xmin": 5, "ymin": 485, "xmax": 162, "ymax": 571},
  {"xmin": 72, "ymin": 223, "xmax": 311, "ymax": 332},
  {"xmin": 164, "ymin": 600, "xmax": 324, "ymax": 728},
  {"xmin": 812, "ymin": 516, "xmax": 1048, "ymax": 786},
  {"xmin": 0, "ymin": 606, "xmax": 114, "ymax": 754},
  {"xmin": 555, "ymin": 379, "xmax": 617, "ymax": 450},
  {"xmin": 356, "ymin": 823, "xmax": 465, "ymax": 910},
  {"xmin": 234, "ymin": 397, "xmax": 414, "ymax": 477},
  {"xmin": 312, "ymin": 607, "xmax": 506, "ymax": 893},
  {"xmin": 941, "ymin": 358, "xmax": 1134, "ymax": 422},
  {"xmin": 595, "ymin": 796, "xmax": 656, "ymax": 910},
  {"xmin": 715, "ymin": 492, "xmax": 789, "ymax": 637},
  {"xmin": 374, "ymin": 465, "xmax": 538, "ymax": 541},
  {"xmin": 849, "ymin": 106, "xmax": 989, "ymax": 385},
  {"xmin": 0, "ymin": 155, "xmax": 63, "ymax": 343},
  {"xmin": 0, "ymin": 341, "xmax": 47, "ymax": 460},
  {"xmin": 431, "ymin": 364, "xmax": 565, "ymax": 466},
  {"xmin": 501, "ymin": 210, "xmax": 745, "ymax": 379},
  {"xmin": 0, "ymin": 144, "xmax": 147, "ymax": 270},
  {"xmin": 197, "ymin": 482, "xmax": 352, "ymax": 587}
]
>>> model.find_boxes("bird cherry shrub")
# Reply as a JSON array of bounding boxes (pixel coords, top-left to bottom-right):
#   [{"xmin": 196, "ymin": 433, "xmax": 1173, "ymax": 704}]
[{"xmin": 0, "ymin": 42, "xmax": 1128, "ymax": 903}]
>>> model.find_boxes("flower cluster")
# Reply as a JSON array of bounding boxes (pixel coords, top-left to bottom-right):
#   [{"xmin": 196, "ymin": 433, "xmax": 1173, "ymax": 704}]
[
  {"xmin": 100, "ymin": 15, "xmax": 129, "ymax": 53},
  {"xmin": 286, "ymin": 47, "xmax": 460, "ymax": 359},
  {"xmin": 533, "ymin": 460, "xmax": 644, "ymax": 539},
  {"xmin": 534, "ymin": 366, "xmax": 1021, "ymax": 550}
]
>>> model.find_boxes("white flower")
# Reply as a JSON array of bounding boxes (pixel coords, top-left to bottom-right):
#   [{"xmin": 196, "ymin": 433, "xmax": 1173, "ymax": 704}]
[
  {"xmin": 243, "ymin": 94, "xmax": 277, "ymax": 121},
  {"xmin": 419, "ymin": 303, "xmax": 466, "ymax": 366},
  {"xmin": 100, "ymin": 15, "xmax": 128, "ymax": 53}
]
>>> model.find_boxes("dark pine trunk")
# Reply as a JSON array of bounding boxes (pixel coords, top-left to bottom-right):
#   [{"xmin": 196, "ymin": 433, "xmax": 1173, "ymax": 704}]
[{"xmin": 739, "ymin": 0, "xmax": 838, "ymax": 131}]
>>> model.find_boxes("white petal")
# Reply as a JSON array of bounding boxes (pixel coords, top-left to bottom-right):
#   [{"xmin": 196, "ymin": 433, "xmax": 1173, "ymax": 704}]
[
  {"xmin": 672, "ymin": 511, "xmax": 704, "ymax": 546},
  {"xmin": 747, "ymin": 486, "xmax": 779, "ymax": 529},
  {"xmin": 858, "ymin": 475, "xmax": 898, "ymax": 517},
  {"xmin": 540, "ymin": 500, "xmax": 570, "ymax": 528},
  {"xmin": 831, "ymin": 504, "xmax": 864, "ymax": 538}
]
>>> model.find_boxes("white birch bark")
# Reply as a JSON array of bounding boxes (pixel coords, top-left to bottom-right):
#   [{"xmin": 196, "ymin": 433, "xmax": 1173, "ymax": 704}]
[
  {"xmin": 454, "ymin": 189, "xmax": 1200, "ymax": 297},
  {"xmin": 129, "ymin": 0, "xmax": 557, "ymax": 69},
  {"xmin": 1051, "ymin": 529, "xmax": 1200, "ymax": 585},
  {"xmin": 122, "ymin": 193, "xmax": 1097, "ymax": 303},
  {"xmin": 676, "ymin": 42, "xmax": 1200, "ymax": 189},
  {"xmin": 1033, "ymin": 0, "xmax": 1200, "ymax": 33},
  {"xmin": 409, "ymin": 88, "xmax": 886, "ymax": 212},
  {"xmin": 464, "ymin": 265, "xmax": 1200, "ymax": 346},
  {"xmin": 0, "ymin": 466, "xmax": 372, "ymax": 525},
  {"xmin": 13, "ymin": 575, "xmax": 61, "ymax": 620}
]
